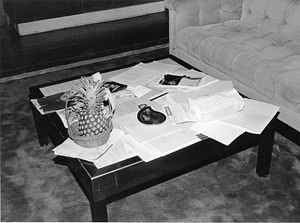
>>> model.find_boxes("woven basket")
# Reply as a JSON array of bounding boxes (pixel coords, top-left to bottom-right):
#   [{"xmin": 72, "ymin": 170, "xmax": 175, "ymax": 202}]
[{"xmin": 68, "ymin": 120, "xmax": 113, "ymax": 148}]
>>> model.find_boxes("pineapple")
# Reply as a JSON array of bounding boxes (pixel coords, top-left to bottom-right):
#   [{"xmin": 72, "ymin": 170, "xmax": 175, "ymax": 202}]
[{"xmin": 62, "ymin": 75, "xmax": 113, "ymax": 138}]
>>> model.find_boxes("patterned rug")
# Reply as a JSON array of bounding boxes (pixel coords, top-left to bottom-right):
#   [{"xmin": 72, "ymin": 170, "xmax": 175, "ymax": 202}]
[{"xmin": 1, "ymin": 52, "xmax": 300, "ymax": 222}]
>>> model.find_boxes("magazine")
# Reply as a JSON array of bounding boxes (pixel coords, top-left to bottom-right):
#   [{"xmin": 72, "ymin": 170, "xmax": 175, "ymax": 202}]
[
  {"xmin": 103, "ymin": 81, "xmax": 127, "ymax": 93},
  {"xmin": 157, "ymin": 73, "xmax": 202, "ymax": 88}
]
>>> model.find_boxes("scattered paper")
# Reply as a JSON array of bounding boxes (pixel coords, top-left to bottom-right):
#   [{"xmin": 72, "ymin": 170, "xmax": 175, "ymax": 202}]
[
  {"xmin": 113, "ymin": 110, "xmax": 182, "ymax": 143},
  {"xmin": 122, "ymin": 134, "xmax": 161, "ymax": 162},
  {"xmin": 138, "ymin": 61, "xmax": 181, "ymax": 73},
  {"xmin": 181, "ymin": 69, "xmax": 217, "ymax": 87},
  {"xmin": 128, "ymin": 85, "xmax": 151, "ymax": 98},
  {"xmin": 191, "ymin": 120, "xmax": 246, "ymax": 146},
  {"xmin": 53, "ymin": 128, "xmax": 126, "ymax": 162},
  {"xmin": 164, "ymin": 104, "xmax": 197, "ymax": 125},
  {"xmin": 93, "ymin": 138, "xmax": 137, "ymax": 169},
  {"xmin": 110, "ymin": 65, "xmax": 162, "ymax": 87},
  {"xmin": 30, "ymin": 92, "xmax": 65, "ymax": 115},
  {"xmin": 40, "ymin": 79, "xmax": 80, "ymax": 96},
  {"xmin": 220, "ymin": 98, "xmax": 279, "ymax": 134},
  {"xmin": 188, "ymin": 88, "xmax": 244, "ymax": 122},
  {"xmin": 144, "ymin": 128, "xmax": 200, "ymax": 156},
  {"xmin": 49, "ymin": 61, "xmax": 279, "ymax": 165},
  {"xmin": 190, "ymin": 98, "xmax": 279, "ymax": 145},
  {"xmin": 169, "ymin": 80, "xmax": 233, "ymax": 104}
]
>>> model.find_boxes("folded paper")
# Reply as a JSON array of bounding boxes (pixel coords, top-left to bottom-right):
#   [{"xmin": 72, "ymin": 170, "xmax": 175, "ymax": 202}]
[{"xmin": 188, "ymin": 89, "xmax": 244, "ymax": 122}]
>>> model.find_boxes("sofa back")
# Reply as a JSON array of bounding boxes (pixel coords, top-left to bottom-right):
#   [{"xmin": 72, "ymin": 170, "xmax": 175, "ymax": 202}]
[
  {"xmin": 241, "ymin": 0, "xmax": 300, "ymax": 36},
  {"xmin": 198, "ymin": 0, "xmax": 243, "ymax": 26}
]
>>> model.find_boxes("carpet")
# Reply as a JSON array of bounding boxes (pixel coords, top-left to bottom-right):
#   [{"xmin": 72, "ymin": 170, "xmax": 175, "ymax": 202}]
[{"xmin": 1, "ymin": 51, "xmax": 300, "ymax": 222}]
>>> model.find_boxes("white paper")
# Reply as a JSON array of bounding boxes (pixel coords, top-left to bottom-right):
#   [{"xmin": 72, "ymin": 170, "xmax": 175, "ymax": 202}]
[
  {"xmin": 191, "ymin": 120, "xmax": 246, "ymax": 146},
  {"xmin": 144, "ymin": 128, "xmax": 200, "ymax": 156},
  {"xmin": 169, "ymin": 80, "xmax": 233, "ymax": 104},
  {"xmin": 188, "ymin": 89, "xmax": 244, "ymax": 122},
  {"xmin": 122, "ymin": 134, "xmax": 160, "ymax": 162},
  {"xmin": 164, "ymin": 104, "xmax": 197, "ymax": 124},
  {"xmin": 53, "ymin": 128, "xmax": 126, "ymax": 162},
  {"xmin": 180, "ymin": 69, "xmax": 217, "ymax": 88},
  {"xmin": 113, "ymin": 110, "xmax": 182, "ymax": 143},
  {"xmin": 40, "ymin": 79, "xmax": 81, "ymax": 96},
  {"xmin": 128, "ymin": 85, "xmax": 151, "ymax": 98},
  {"xmin": 93, "ymin": 138, "xmax": 137, "ymax": 169},
  {"xmin": 110, "ymin": 65, "xmax": 162, "ymax": 87},
  {"xmin": 138, "ymin": 61, "xmax": 181, "ymax": 73},
  {"xmin": 220, "ymin": 98, "xmax": 279, "ymax": 134},
  {"xmin": 190, "ymin": 98, "xmax": 279, "ymax": 145}
]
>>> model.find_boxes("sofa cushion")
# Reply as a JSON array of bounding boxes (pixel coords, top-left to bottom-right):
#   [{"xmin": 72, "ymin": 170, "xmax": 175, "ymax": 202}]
[
  {"xmin": 176, "ymin": 20, "xmax": 300, "ymax": 114},
  {"xmin": 241, "ymin": 0, "xmax": 300, "ymax": 40}
]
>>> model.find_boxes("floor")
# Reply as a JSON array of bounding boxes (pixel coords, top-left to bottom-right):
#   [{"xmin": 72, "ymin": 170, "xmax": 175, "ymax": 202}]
[{"xmin": 0, "ymin": 11, "xmax": 169, "ymax": 79}]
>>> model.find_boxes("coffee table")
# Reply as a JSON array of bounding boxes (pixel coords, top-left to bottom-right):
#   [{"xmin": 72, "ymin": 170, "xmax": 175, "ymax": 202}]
[{"xmin": 29, "ymin": 58, "xmax": 277, "ymax": 222}]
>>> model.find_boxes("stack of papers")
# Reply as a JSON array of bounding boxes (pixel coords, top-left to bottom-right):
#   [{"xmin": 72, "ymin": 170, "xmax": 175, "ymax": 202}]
[
  {"xmin": 53, "ymin": 128, "xmax": 137, "ymax": 169},
  {"xmin": 113, "ymin": 110, "xmax": 200, "ymax": 160},
  {"xmin": 191, "ymin": 99, "xmax": 279, "ymax": 145},
  {"xmin": 30, "ymin": 92, "xmax": 66, "ymax": 115},
  {"xmin": 109, "ymin": 62, "xmax": 180, "ymax": 88},
  {"xmin": 147, "ymin": 69, "xmax": 218, "ymax": 92}
]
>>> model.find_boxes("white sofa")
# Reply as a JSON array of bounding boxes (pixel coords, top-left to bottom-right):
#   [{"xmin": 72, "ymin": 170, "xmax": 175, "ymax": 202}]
[{"xmin": 166, "ymin": 0, "xmax": 300, "ymax": 134}]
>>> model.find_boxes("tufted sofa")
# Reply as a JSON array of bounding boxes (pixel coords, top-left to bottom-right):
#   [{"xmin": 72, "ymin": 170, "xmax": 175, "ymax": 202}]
[{"xmin": 166, "ymin": 0, "xmax": 300, "ymax": 134}]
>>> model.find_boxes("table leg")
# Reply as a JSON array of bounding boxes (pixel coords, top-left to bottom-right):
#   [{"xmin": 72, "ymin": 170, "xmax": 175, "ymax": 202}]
[
  {"xmin": 91, "ymin": 199, "xmax": 108, "ymax": 222},
  {"xmin": 31, "ymin": 103, "xmax": 49, "ymax": 146},
  {"xmin": 256, "ymin": 119, "xmax": 276, "ymax": 177}
]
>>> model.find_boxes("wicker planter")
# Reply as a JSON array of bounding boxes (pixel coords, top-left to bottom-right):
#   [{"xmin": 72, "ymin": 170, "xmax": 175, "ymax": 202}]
[
  {"xmin": 67, "ymin": 119, "xmax": 113, "ymax": 148},
  {"xmin": 61, "ymin": 74, "xmax": 115, "ymax": 148}
]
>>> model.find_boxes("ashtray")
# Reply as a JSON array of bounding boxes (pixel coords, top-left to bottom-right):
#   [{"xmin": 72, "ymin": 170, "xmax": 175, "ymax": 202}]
[{"xmin": 137, "ymin": 104, "xmax": 166, "ymax": 125}]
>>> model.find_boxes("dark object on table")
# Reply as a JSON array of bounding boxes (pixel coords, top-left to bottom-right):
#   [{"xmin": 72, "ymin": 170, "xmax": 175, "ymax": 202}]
[
  {"xmin": 104, "ymin": 81, "xmax": 127, "ymax": 93},
  {"xmin": 137, "ymin": 104, "xmax": 166, "ymax": 125}
]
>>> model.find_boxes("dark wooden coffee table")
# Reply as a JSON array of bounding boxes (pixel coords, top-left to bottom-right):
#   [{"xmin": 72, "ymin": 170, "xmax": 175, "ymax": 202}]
[{"xmin": 29, "ymin": 58, "xmax": 277, "ymax": 222}]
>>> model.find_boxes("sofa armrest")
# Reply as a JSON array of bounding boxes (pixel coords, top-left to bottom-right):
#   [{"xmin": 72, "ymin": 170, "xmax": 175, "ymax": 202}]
[
  {"xmin": 166, "ymin": 0, "xmax": 243, "ymax": 54},
  {"xmin": 166, "ymin": 0, "xmax": 243, "ymax": 31},
  {"xmin": 166, "ymin": 0, "xmax": 201, "ymax": 54},
  {"xmin": 166, "ymin": 0, "xmax": 201, "ymax": 17},
  {"xmin": 166, "ymin": 0, "xmax": 201, "ymax": 32}
]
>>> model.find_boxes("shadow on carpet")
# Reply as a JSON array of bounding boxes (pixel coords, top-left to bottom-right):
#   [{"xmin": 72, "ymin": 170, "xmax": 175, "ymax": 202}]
[{"xmin": 1, "ymin": 54, "xmax": 300, "ymax": 222}]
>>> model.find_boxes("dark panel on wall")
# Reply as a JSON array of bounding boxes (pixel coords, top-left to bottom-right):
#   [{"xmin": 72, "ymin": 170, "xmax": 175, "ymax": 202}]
[
  {"xmin": 3, "ymin": 0, "xmax": 163, "ymax": 24},
  {"xmin": 3, "ymin": 0, "xmax": 82, "ymax": 23}
]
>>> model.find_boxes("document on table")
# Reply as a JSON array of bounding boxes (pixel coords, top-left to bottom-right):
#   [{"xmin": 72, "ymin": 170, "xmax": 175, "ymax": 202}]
[
  {"xmin": 40, "ymin": 79, "xmax": 81, "ymax": 96},
  {"xmin": 93, "ymin": 138, "xmax": 137, "ymax": 169},
  {"xmin": 53, "ymin": 128, "xmax": 137, "ymax": 169},
  {"xmin": 120, "ymin": 124, "xmax": 201, "ymax": 161},
  {"xmin": 138, "ymin": 61, "xmax": 181, "ymax": 74},
  {"xmin": 181, "ymin": 69, "xmax": 217, "ymax": 87},
  {"xmin": 169, "ymin": 80, "xmax": 234, "ymax": 104},
  {"xmin": 110, "ymin": 65, "xmax": 162, "ymax": 87},
  {"xmin": 164, "ymin": 103, "xmax": 197, "ymax": 125},
  {"xmin": 220, "ymin": 98, "xmax": 279, "ymax": 134},
  {"xmin": 30, "ymin": 92, "xmax": 66, "ymax": 114},
  {"xmin": 127, "ymin": 85, "xmax": 151, "ymax": 98},
  {"xmin": 191, "ymin": 120, "xmax": 246, "ymax": 146},
  {"xmin": 144, "ymin": 127, "xmax": 200, "ymax": 156},
  {"xmin": 190, "ymin": 98, "xmax": 279, "ymax": 145},
  {"xmin": 122, "ymin": 134, "xmax": 161, "ymax": 162},
  {"xmin": 40, "ymin": 72, "xmax": 106, "ymax": 96},
  {"xmin": 113, "ymin": 110, "xmax": 182, "ymax": 143}
]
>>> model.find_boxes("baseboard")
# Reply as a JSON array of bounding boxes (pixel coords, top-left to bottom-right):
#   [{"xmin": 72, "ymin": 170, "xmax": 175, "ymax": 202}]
[
  {"xmin": 0, "ymin": 43, "xmax": 169, "ymax": 83},
  {"xmin": 9, "ymin": 1, "xmax": 165, "ymax": 36}
]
